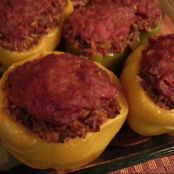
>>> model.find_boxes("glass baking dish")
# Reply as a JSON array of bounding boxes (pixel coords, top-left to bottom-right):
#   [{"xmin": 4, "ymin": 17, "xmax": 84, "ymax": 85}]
[{"xmin": 1, "ymin": 0, "xmax": 174, "ymax": 173}]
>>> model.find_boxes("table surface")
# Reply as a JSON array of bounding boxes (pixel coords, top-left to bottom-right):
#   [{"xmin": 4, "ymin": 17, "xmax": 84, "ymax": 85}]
[{"xmin": 112, "ymin": 155, "xmax": 174, "ymax": 174}]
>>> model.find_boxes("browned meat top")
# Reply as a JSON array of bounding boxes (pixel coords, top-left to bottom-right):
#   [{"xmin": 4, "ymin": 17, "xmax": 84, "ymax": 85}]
[
  {"xmin": 66, "ymin": 5, "xmax": 135, "ymax": 43},
  {"xmin": 139, "ymin": 34, "xmax": 174, "ymax": 109},
  {"xmin": 89, "ymin": 0, "xmax": 162, "ymax": 31},
  {"xmin": 64, "ymin": 3, "xmax": 137, "ymax": 56},
  {"xmin": 0, "ymin": 0, "xmax": 67, "ymax": 52},
  {"xmin": 5, "ymin": 53, "xmax": 119, "ymax": 126},
  {"xmin": 129, "ymin": 0, "xmax": 162, "ymax": 32},
  {"xmin": 74, "ymin": 0, "xmax": 162, "ymax": 32},
  {"xmin": 91, "ymin": 0, "xmax": 162, "ymax": 31}
]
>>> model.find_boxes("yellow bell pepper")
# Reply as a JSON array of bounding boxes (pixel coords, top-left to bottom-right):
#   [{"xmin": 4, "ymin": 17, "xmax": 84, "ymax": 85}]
[
  {"xmin": 0, "ymin": 52, "xmax": 128, "ymax": 171},
  {"xmin": 120, "ymin": 45, "xmax": 174, "ymax": 136},
  {"xmin": 0, "ymin": 0, "xmax": 74, "ymax": 68}
]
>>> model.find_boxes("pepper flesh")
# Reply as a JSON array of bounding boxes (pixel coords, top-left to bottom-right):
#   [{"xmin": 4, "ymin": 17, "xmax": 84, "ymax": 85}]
[
  {"xmin": 0, "ymin": 0, "xmax": 73, "ymax": 68},
  {"xmin": 120, "ymin": 46, "xmax": 174, "ymax": 136},
  {"xmin": 0, "ymin": 52, "xmax": 128, "ymax": 171},
  {"xmin": 0, "ymin": 139, "xmax": 20, "ymax": 171}
]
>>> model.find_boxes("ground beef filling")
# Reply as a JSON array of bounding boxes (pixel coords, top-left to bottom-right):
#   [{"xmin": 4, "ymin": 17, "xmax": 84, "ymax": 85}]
[
  {"xmin": 64, "ymin": 3, "xmax": 138, "ymax": 57},
  {"xmin": 89, "ymin": 0, "xmax": 162, "ymax": 32},
  {"xmin": 139, "ymin": 34, "xmax": 174, "ymax": 109},
  {"xmin": 131, "ymin": 0, "xmax": 162, "ymax": 32},
  {"xmin": 0, "ymin": 0, "xmax": 67, "ymax": 52},
  {"xmin": 5, "ymin": 53, "xmax": 120, "ymax": 143}
]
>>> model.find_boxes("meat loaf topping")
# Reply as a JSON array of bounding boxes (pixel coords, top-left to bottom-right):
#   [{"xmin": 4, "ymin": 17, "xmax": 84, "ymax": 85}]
[
  {"xmin": 131, "ymin": 0, "xmax": 162, "ymax": 32},
  {"xmin": 0, "ymin": 0, "xmax": 67, "ymax": 52},
  {"xmin": 5, "ymin": 53, "xmax": 120, "ymax": 143},
  {"xmin": 64, "ymin": 3, "xmax": 138, "ymax": 57},
  {"xmin": 139, "ymin": 34, "xmax": 174, "ymax": 109},
  {"xmin": 73, "ymin": 0, "xmax": 162, "ymax": 31},
  {"xmin": 89, "ymin": 0, "xmax": 162, "ymax": 32}
]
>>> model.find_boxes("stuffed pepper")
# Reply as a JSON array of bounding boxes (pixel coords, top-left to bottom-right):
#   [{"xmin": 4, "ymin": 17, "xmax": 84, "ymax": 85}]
[
  {"xmin": 121, "ymin": 34, "xmax": 174, "ymax": 136},
  {"xmin": 0, "ymin": 52, "xmax": 128, "ymax": 171},
  {"xmin": 0, "ymin": 0, "xmax": 73, "ymax": 67},
  {"xmin": 63, "ymin": 2, "xmax": 137, "ymax": 72},
  {"xmin": 63, "ymin": 0, "xmax": 162, "ymax": 72}
]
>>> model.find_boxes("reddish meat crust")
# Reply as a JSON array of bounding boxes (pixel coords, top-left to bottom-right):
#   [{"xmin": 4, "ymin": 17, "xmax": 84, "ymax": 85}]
[
  {"xmin": 0, "ymin": 0, "xmax": 67, "ymax": 52},
  {"xmin": 72, "ymin": 0, "xmax": 162, "ymax": 32},
  {"xmin": 5, "ymin": 53, "xmax": 120, "ymax": 142},
  {"xmin": 109, "ymin": 0, "xmax": 162, "ymax": 32},
  {"xmin": 64, "ymin": 3, "xmax": 137, "ymax": 56},
  {"xmin": 129, "ymin": 0, "xmax": 162, "ymax": 32},
  {"xmin": 90, "ymin": 0, "xmax": 162, "ymax": 31},
  {"xmin": 139, "ymin": 34, "xmax": 174, "ymax": 109}
]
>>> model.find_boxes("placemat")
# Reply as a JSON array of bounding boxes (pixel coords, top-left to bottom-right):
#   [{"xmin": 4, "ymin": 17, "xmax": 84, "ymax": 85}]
[{"xmin": 112, "ymin": 155, "xmax": 174, "ymax": 173}]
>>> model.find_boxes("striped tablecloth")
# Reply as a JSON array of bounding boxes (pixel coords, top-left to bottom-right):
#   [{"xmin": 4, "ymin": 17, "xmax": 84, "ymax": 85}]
[{"xmin": 112, "ymin": 155, "xmax": 174, "ymax": 173}]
